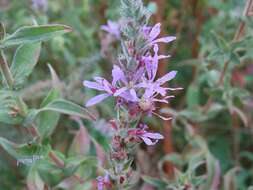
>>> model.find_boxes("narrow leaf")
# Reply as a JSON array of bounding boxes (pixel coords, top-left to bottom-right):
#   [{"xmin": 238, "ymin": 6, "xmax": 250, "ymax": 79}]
[
  {"xmin": 40, "ymin": 99, "xmax": 95, "ymax": 120},
  {"xmin": 1, "ymin": 24, "xmax": 72, "ymax": 47},
  {"xmin": 24, "ymin": 99, "xmax": 95, "ymax": 126}
]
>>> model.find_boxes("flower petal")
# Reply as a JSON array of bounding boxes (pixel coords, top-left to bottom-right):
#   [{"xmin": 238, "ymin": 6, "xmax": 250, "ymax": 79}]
[
  {"xmin": 156, "ymin": 71, "xmax": 177, "ymax": 84},
  {"xmin": 130, "ymin": 89, "xmax": 139, "ymax": 101},
  {"xmin": 86, "ymin": 93, "xmax": 110, "ymax": 107},
  {"xmin": 101, "ymin": 20, "xmax": 120, "ymax": 39},
  {"xmin": 140, "ymin": 136, "xmax": 158, "ymax": 145},
  {"xmin": 119, "ymin": 91, "xmax": 136, "ymax": 101},
  {"xmin": 83, "ymin": 80, "xmax": 104, "ymax": 91},
  {"xmin": 151, "ymin": 45, "xmax": 159, "ymax": 81},
  {"xmin": 166, "ymin": 87, "xmax": 183, "ymax": 91},
  {"xmin": 142, "ymin": 132, "xmax": 164, "ymax": 139},
  {"xmin": 143, "ymin": 87, "xmax": 154, "ymax": 99},
  {"xmin": 133, "ymin": 67, "xmax": 145, "ymax": 83},
  {"xmin": 114, "ymin": 87, "xmax": 128, "ymax": 96},
  {"xmin": 144, "ymin": 56, "xmax": 153, "ymax": 80},
  {"xmin": 112, "ymin": 65, "xmax": 127, "ymax": 85},
  {"xmin": 153, "ymin": 36, "xmax": 176, "ymax": 44},
  {"xmin": 101, "ymin": 79, "xmax": 113, "ymax": 94},
  {"xmin": 155, "ymin": 86, "xmax": 167, "ymax": 96},
  {"xmin": 158, "ymin": 55, "xmax": 171, "ymax": 60},
  {"xmin": 149, "ymin": 23, "xmax": 161, "ymax": 41}
]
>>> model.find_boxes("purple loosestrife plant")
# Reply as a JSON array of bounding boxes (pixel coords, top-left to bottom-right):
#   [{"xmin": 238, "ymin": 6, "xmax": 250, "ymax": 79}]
[{"xmin": 83, "ymin": 0, "xmax": 181, "ymax": 189}]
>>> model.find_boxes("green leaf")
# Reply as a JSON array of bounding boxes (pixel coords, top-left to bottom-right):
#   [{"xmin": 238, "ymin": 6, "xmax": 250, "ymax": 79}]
[
  {"xmin": 210, "ymin": 31, "xmax": 230, "ymax": 52},
  {"xmin": 159, "ymin": 153, "xmax": 184, "ymax": 169},
  {"xmin": 0, "ymin": 90, "xmax": 23, "ymax": 125},
  {"xmin": 240, "ymin": 151, "xmax": 253, "ymax": 162},
  {"xmin": 40, "ymin": 99, "xmax": 94, "ymax": 120},
  {"xmin": 10, "ymin": 43, "xmax": 41, "ymax": 87},
  {"xmin": 63, "ymin": 156, "xmax": 97, "ymax": 177},
  {"xmin": 47, "ymin": 64, "xmax": 62, "ymax": 92},
  {"xmin": 1, "ymin": 24, "xmax": 72, "ymax": 47},
  {"xmin": 142, "ymin": 176, "xmax": 168, "ymax": 189},
  {"xmin": 85, "ymin": 124, "xmax": 110, "ymax": 152},
  {"xmin": 27, "ymin": 166, "xmax": 45, "ymax": 190},
  {"xmin": 206, "ymin": 103, "xmax": 225, "ymax": 119},
  {"xmin": 186, "ymin": 84, "xmax": 200, "ymax": 108},
  {"xmin": 0, "ymin": 137, "xmax": 49, "ymax": 160},
  {"xmin": 24, "ymin": 99, "xmax": 95, "ymax": 126},
  {"xmin": 37, "ymin": 159, "xmax": 63, "ymax": 186},
  {"xmin": 0, "ymin": 22, "xmax": 5, "ymax": 40},
  {"xmin": 36, "ymin": 90, "xmax": 61, "ymax": 138}
]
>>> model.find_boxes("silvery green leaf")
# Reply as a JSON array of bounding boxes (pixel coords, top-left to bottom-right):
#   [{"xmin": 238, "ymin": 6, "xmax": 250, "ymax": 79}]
[
  {"xmin": 10, "ymin": 43, "xmax": 41, "ymax": 87},
  {"xmin": 27, "ymin": 166, "xmax": 45, "ymax": 190},
  {"xmin": 36, "ymin": 89, "xmax": 61, "ymax": 138},
  {"xmin": 24, "ymin": 99, "xmax": 95, "ymax": 127},
  {"xmin": 1, "ymin": 24, "xmax": 72, "ymax": 48},
  {"xmin": 0, "ymin": 90, "xmax": 23, "ymax": 124}
]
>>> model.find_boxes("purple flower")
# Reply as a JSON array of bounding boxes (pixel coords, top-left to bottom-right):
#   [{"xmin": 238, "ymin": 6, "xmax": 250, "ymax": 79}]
[
  {"xmin": 83, "ymin": 65, "xmax": 143, "ymax": 106},
  {"xmin": 97, "ymin": 172, "xmax": 111, "ymax": 190},
  {"xmin": 32, "ymin": 0, "xmax": 48, "ymax": 11},
  {"xmin": 128, "ymin": 124, "xmax": 164, "ymax": 145},
  {"xmin": 112, "ymin": 65, "xmax": 143, "ymax": 102},
  {"xmin": 143, "ymin": 23, "xmax": 176, "ymax": 45},
  {"xmin": 101, "ymin": 20, "xmax": 121, "ymax": 39},
  {"xmin": 83, "ymin": 77, "xmax": 117, "ymax": 107},
  {"xmin": 139, "ymin": 45, "xmax": 182, "ymax": 97}
]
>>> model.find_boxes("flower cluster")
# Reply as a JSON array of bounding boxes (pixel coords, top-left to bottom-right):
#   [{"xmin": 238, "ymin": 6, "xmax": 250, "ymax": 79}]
[
  {"xmin": 83, "ymin": 5, "xmax": 181, "ymax": 189},
  {"xmin": 84, "ymin": 22, "xmax": 180, "ymax": 119}
]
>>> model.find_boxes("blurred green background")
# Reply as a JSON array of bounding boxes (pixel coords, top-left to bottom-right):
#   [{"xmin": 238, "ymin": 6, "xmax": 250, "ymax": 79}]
[{"xmin": 0, "ymin": 0, "xmax": 253, "ymax": 189}]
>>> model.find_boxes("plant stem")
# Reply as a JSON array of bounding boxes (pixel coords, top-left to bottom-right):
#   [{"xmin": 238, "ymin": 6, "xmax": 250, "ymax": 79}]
[
  {"xmin": 0, "ymin": 50, "xmax": 27, "ymax": 116},
  {"xmin": 0, "ymin": 50, "xmax": 14, "ymax": 88},
  {"xmin": 203, "ymin": 0, "xmax": 253, "ymax": 111},
  {"xmin": 218, "ymin": 0, "xmax": 253, "ymax": 85}
]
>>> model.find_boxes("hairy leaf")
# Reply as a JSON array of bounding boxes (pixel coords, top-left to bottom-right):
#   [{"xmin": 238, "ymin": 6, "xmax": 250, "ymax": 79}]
[
  {"xmin": 10, "ymin": 43, "xmax": 41, "ymax": 87},
  {"xmin": 36, "ymin": 89, "xmax": 61, "ymax": 138},
  {"xmin": 0, "ymin": 90, "xmax": 23, "ymax": 124},
  {"xmin": 27, "ymin": 166, "xmax": 45, "ymax": 190},
  {"xmin": 1, "ymin": 24, "xmax": 72, "ymax": 47}
]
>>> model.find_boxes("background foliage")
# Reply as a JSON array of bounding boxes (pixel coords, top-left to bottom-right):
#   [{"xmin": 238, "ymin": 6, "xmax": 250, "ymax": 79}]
[{"xmin": 0, "ymin": 0, "xmax": 253, "ymax": 189}]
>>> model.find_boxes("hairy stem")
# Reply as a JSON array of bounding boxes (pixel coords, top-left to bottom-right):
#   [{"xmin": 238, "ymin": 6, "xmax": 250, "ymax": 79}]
[
  {"xmin": 0, "ymin": 50, "xmax": 14, "ymax": 88},
  {"xmin": 0, "ymin": 50, "xmax": 27, "ymax": 116}
]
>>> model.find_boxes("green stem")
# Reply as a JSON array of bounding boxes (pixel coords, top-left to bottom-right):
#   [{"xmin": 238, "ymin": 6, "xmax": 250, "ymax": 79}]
[
  {"xmin": 0, "ymin": 50, "xmax": 27, "ymax": 116},
  {"xmin": 16, "ymin": 96, "xmax": 28, "ymax": 116},
  {"xmin": 0, "ymin": 50, "xmax": 14, "ymax": 88}
]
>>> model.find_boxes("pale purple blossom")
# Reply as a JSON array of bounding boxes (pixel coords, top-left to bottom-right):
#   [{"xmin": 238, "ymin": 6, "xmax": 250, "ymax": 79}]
[
  {"xmin": 139, "ymin": 45, "xmax": 182, "ymax": 99},
  {"xmin": 83, "ymin": 77, "xmax": 116, "ymax": 106},
  {"xmin": 83, "ymin": 65, "xmax": 142, "ymax": 106},
  {"xmin": 97, "ymin": 172, "xmax": 111, "ymax": 190},
  {"xmin": 143, "ymin": 23, "xmax": 176, "ymax": 45},
  {"xmin": 101, "ymin": 20, "xmax": 121, "ymax": 39},
  {"xmin": 32, "ymin": 0, "xmax": 48, "ymax": 11},
  {"xmin": 128, "ymin": 124, "xmax": 164, "ymax": 145},
  {"xmin": 112, "ymin": 65, "xmax": 143, "ymax": 102}
]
